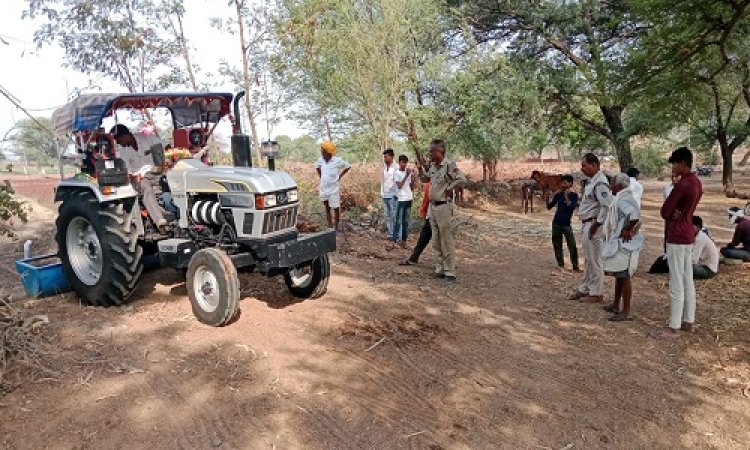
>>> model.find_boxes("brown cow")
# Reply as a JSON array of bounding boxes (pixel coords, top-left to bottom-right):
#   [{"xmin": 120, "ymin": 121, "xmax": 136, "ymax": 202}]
[{"xmin": 530, "ymin": 170, "xmax": 564, "ymax": 200}]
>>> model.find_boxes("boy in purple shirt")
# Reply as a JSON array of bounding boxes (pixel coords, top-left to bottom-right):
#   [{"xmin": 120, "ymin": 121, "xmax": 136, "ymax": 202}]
[
  {"xmin": 720, "ymin": 207, "xmax": 750, "ymax": 262},
  {"xmin": 652, "ymin": 147, "xmax": 703, "ymax": 339}
]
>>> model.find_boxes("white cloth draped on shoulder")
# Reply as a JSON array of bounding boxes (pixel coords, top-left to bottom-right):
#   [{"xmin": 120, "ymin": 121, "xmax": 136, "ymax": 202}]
[{"xmin": 602, "ymin": 188, "xmax": 644, "ymax": 275}]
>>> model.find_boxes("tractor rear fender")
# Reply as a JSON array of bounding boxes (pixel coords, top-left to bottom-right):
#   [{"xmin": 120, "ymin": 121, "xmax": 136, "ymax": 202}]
[
  {"xmin": 54, "ymin": 180, "xmax": 138, "ymax": 203},
  {"xmin": 55, "ymin": 180, "xmax": 145, "ymax": 238}
]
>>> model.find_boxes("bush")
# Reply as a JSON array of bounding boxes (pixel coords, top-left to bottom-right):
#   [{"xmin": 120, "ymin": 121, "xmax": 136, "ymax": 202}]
[
  {"xmin": 632, "ymin": 144, "xmax": 668, "ymax": 177},
  {"xmin": 0, "ymin": 181, "xmax": 28, "ymax": 236}
]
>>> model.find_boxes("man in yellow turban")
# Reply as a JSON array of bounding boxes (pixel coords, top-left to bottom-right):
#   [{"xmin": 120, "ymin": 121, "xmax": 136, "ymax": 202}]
[{"xmin": 316, "ymin": 141, "xmax": 351, "ymax": 230}]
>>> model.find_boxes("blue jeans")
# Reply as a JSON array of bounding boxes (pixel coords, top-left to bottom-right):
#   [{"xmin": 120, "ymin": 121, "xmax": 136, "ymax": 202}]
[
  {"xmin": 382, "ymin": 196, "xmax": 398, "ymax": 237},
  {"xmin": 721, "ymin": 247, "xmax": 750, "ymax": 261},
  {"xmin": 392, "ymin": 200, "xmax": 412, "ymax": 242}
]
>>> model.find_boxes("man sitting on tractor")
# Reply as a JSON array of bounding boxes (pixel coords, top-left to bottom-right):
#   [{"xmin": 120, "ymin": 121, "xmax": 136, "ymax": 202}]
[{"xmin": 110, "ymin": 124, "xmax": 169, "ymax": 230}]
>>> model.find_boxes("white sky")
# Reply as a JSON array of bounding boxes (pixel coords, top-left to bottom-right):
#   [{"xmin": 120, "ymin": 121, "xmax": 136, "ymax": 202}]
[{"xmin": 0, "ymin": 0, "xmax": 305, "ymax": 143}]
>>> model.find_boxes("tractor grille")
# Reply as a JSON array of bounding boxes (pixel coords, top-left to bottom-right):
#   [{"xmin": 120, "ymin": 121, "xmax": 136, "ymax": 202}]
[
  {"xmin": 243, "ymin": 213, "xmax": 254, "ymax": 235},
  {"xmin": 262, "ymin": 206, "xmax": 298, "ymax": 234}
]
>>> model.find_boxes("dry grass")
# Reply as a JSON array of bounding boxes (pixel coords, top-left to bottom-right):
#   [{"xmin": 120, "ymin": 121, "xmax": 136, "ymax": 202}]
[{"xmin": 0, "ymin": 296, "xmax": 60, "ymax": 391}]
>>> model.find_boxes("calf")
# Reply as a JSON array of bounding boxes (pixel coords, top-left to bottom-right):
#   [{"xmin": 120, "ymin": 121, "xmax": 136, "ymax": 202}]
[
  {"xmin": 521, "ymin": 180, "xmax": 538, "ymax": 214},
  {"xmin": 530, "ymin": 170, "xmax": 563, "ymax": 199}
]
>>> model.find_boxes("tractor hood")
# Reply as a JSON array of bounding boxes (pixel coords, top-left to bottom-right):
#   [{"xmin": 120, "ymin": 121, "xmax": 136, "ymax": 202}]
[{"xmin": 167, "ymin": 159, "xmax": 297, "ymax": 194}]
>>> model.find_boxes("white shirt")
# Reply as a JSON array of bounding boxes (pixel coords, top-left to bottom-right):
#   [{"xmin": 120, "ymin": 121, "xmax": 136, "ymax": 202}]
[
  {"xmin": 316, "ymin": 156, "xmax": 351, "ymax": 196},
  {"xmin": 692, "ymin": 231, "xmax": 719, "ymax": 273},
  {"xmin": 394, "ymin": 170, "xmax": 413, "ymax": 201},
  {"xmin": 629, "ymin": 177, "xmax": 643, "ymax": 207},
  {"xmin": 380, "ymin": 163, "xmax": 397, "ymax": 198},
  {"xmin": 117, "ymin": 133, "xmax": 164, "ymax": 173},
  {"xmin": 663, "ymin": 183, "xmax": 674, "ymax": 201}
]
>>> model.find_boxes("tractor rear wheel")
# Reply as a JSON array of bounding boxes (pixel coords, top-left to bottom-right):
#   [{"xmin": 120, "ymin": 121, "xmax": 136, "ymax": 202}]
[
  {"xmin": 283, "ymin": 253, "xmax": 330, "ymax": 299},
  {"xmin": 56, "ymin": 192, "xmax": 143, "ymax": 306},
  {"xmin": 186, "ymin": 248, "xmax": 240, "ymax": 326}
]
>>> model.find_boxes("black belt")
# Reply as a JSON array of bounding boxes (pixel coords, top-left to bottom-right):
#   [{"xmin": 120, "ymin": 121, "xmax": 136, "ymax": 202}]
[{"xmin": 431, "ymin": 201, "xmax": 447, "ymax": 206}]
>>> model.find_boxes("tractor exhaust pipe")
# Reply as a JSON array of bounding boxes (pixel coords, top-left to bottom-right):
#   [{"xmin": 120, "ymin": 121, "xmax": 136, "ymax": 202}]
[{"xmin": 231, "ymin": 91, "xmax": 252, "ymax": 168}]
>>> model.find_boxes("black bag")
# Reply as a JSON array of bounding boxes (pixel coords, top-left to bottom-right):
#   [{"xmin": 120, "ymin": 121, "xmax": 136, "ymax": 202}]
[{"xmin": 648, "ymin": 256, "xmax": 669, "ymax": 274}]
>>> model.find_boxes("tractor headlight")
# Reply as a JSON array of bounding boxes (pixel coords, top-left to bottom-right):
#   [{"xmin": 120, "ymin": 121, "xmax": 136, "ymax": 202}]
[
  {"xmin": 287, "ymin": 189, "xmax": 298, "ymax": 202},
  {"xmin": 255, "ymin": 193, "xmax": 277, "ymax": 209}
]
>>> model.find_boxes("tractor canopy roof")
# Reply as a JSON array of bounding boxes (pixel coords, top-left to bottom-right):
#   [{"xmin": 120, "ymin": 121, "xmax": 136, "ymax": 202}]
[{"xmin": 52, "ymin": 92, "xmax": 234, "ymax": 134}]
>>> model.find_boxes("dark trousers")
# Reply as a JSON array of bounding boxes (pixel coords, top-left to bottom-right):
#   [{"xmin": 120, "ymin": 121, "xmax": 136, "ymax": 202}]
[
  {"xmin": 552, "ymin": 224, "xmax": 579, "ymax": 269},
  {"xmin": 692, "ymin": 264, "xmax": 716, "ymax": 279},
  {"xmin": 408, "ymin": 219, "xmax": 432, "ymax": 262},
  {"xmin": 721, "ymin": 247, "xmax": 750, "ymax": 261}
]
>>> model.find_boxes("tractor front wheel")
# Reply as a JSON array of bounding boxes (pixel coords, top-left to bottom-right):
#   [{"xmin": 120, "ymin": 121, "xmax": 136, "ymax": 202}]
[
  {"xmin": 283, "ymin": 253, "xmax": 330, "ymax": 299},
  {"xmin": 186, "ymin": 248, "xmax": 240, "ymax": 326}
]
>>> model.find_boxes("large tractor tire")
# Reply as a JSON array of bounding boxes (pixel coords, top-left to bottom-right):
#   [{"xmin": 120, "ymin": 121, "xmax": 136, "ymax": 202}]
[
  {"xmin": 186, "ymin": 248, "xmax": 240, "ymax": 326},
  {"xmin": 283, "ymin": 253, "xmax": 330, "ymax": 299},
  {"xmin": 56, "ymin": 192, "xmax": 143, "ymax": 306}
]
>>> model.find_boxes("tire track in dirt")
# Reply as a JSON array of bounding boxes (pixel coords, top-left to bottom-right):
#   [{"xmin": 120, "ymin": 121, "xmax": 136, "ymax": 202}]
[{"xmin": 323, "ymin": 347, "xmax": 441, "ymax": 429}]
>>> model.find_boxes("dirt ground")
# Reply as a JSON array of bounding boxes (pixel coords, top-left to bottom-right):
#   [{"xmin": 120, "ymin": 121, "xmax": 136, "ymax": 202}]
[{"xmin": 0, "ymin": 167, "xmax": 749, "ymax": 450}]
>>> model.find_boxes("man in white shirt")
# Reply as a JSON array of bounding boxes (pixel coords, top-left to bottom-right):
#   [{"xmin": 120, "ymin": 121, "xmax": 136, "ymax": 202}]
[
  {"xmin": 389, "ymin": 154, "xmax": 415, "ymax": 249},
  {"xmin": 626, "ymin": 167, "xmax": 643, "ymax": 207},
  {"xmin": 316, "ymin": 141, "xmax": 351, "ymax": 230},
  {"xmin": 111, "ymin": 124, "xmax": 168, "ymax": 229},
  {"xmin": 692, "ymin": 216, "xmax": 719, "ymax": 279},
  {"xmin": 380, "ymin": 148, "xmax": 398, "ymax": 239}
]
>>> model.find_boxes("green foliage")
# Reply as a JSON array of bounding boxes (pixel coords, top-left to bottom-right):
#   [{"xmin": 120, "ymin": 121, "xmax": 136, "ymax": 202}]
[
  {"xmin": 10, "ymin": 118, "xmax": 65, "ymax": 164},
  {"xmin": 631, "ymin": 142, "xmax": 668, "ymax": 177},
  {"xmin": 0, "ymin": 181, "xmax": 28, "ymax": 237},
  {"xmin": 276, "ymin": 0, "xmax": 448, "ymax": 155},
  {"xmin": 276, "ymin": 135, "xmax": 321, "ymax": 163},
  {"xmin": 25, "ymin": 0, "xmax": 183, "ymax": 92}
]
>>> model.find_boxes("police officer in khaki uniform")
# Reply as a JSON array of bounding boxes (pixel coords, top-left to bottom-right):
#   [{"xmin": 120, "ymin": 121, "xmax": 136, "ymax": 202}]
[
  {"xmin": 568, "ymin": 153, "xmax": 612, "ymax": 303},
  {"xmin": 420, "ymin": 139, "xmax": 467, "ymax": 283}
]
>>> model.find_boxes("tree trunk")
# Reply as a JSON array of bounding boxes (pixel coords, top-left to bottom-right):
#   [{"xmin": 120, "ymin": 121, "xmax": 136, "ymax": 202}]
[
  {"xmin": 489, "ymin": 160, "xmax": 498, "ymax": 181},
  {"xmin": 718, "ymin": 133, "xmax": 735, "ymax": 192},
  {"xmin": 600, "ymin": 105, "xmax": 633, "ymax": 170},
  {"xmin": 482, "ymin": 162, "xmax": 488, "ymax": 181},
  {"xmin": 171, "ymin": 13, "xmax": 198, "ymax": 90},
  {"xmin": 321, "ymin": 111, "xmax": 333, "ymax": 142},
  {"xmin": 235, "ymin": 0, "xmax": 262, "ymax": 165}
]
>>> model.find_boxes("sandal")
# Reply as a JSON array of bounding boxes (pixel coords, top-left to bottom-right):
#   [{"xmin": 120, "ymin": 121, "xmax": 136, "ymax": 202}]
[
  {"xmin": 602, "ymin": 305, "xmax": 619, "ymax": 313},
  {"xmin": 649, "ymin": 328, "xmax": 680, "ymax": 339},
  {"xmin": 399, "ymin": 259, "xmax": 416, "ymax": 266}
]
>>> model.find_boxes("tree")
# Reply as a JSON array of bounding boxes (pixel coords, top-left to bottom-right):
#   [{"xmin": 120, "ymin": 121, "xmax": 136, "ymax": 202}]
[
  {"xmin": 438, "ymin": 56, "xmax": 551, "ymax": 180},
  {"xmin": 161, "ymin": 0, "xmax": 201, "ymax": 91},
  {"xmin": 25, "ymin": 0, "xmax": 182, "ymax": 93},
  {"xmin": 629, "ymin": 0, "xmax": 750, "ymax": 191},
  {"xmin": 9, "ymin": 117, "xmax": 65, "ymax": 164},
  {"xmin": 0, "ymin": 181, "xmax": 28, "ymax": 237},
  {"xmin": 449, "ymin": 0, "xmax": 666, "ymax": 170},
  {"xmin": 276, "ymin": 0, "xmax": 448, "ymax": 157}
]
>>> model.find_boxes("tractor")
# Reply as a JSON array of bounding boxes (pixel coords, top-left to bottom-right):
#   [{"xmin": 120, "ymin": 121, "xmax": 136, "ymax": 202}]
[{"xmin": 51, "ymin": 92, "xmax": 335, "ymax": 326}]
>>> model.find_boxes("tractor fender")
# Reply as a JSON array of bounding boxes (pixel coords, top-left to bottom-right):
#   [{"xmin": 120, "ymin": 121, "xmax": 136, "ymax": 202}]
[
  {"xmin": 55, "ymin": 180, "xmax": 145, "ymax": 238},
  {"xmin": 54, "ymin": 180, "xmax": 138, "ymax": 203}
]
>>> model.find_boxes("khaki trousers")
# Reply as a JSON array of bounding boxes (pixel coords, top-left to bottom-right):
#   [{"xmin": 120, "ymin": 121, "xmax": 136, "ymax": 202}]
[
  {"xmin": 430, "ymin": 203, "xmax": 455, "ymax": 276},
  {"xmin": 578, "ymin": 221, "xmax": 604, "ymax": 296}
]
